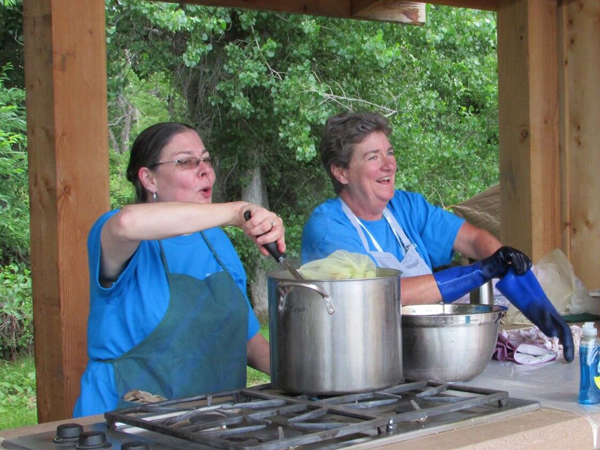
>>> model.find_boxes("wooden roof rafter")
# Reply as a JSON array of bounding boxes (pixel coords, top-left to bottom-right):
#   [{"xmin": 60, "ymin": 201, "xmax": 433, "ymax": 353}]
[
  {"xmin": 160, "ymin": 0, "xmax": 428, "ymax": 24},
  {"xmin": 159, "ymin": 0, "xmax": 499, "ymax": 24}
]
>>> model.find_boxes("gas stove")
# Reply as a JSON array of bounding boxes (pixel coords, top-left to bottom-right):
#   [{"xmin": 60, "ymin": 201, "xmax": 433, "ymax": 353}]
[{"xmin": 2, "ymin": 381, "xmax": 540, "ymax": 450}]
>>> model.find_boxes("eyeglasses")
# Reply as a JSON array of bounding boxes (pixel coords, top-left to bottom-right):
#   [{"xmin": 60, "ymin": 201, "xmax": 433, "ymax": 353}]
[{"xmin": 149, "ymin": 156, "xmax": 213, "ymax": 170}]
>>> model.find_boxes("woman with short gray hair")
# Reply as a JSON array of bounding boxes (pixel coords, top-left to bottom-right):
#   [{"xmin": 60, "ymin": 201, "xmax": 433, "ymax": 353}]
[
  {"xmin": 320, "ymin": 111, "xmax": 391, "ymax": 195},
  {"xmin": 301, "ymin": 111, "xmax": 573, "ymax": 362}
]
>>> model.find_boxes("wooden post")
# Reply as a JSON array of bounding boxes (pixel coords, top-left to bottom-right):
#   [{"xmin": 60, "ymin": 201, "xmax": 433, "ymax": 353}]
[
  {"xmin": 558, "ymin": 0, "xmax": 600, "ymax": 289},
  {"xmin": 497, "ymin": 0, "xmax": 560, "ymax": 262},
  {"xmin": 23, "ymin": 0, "xmax": 109, "ymax": 422}
]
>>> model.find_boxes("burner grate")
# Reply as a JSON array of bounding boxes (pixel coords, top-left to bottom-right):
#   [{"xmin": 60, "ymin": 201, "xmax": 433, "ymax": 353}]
[
  {"xmin": 106, "ymin": 389, "xmax": 388, "ymax": 449},
  {"xmin": 104, "ymin": 381, "xmax": 539, "ymax": 450}
]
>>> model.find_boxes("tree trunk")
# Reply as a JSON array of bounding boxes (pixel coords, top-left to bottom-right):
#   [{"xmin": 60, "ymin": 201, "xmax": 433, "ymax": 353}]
[
  {"xmin": 108, "ymin": 127, "xmax": 119, "ymax": 154},
  {"xmin": 108, "ymin": 93, "xmax": 136, "ymax": 154},
  {"xmin": 118, "ymin": 95, "xmax": 134, "ymax": 154},
  {"xmin": 241, "ymin": 150, "xmax": 269, "ymax": 321}
]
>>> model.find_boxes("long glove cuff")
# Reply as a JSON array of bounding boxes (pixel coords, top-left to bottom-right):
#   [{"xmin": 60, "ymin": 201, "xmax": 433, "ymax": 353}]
[
  {"xmin": 496, "ymin": 267, "xmax": 575, "ymax": 362},
  {"xmin": 434, "ymin": 262, "xmax": 490, "ymax": 303}
]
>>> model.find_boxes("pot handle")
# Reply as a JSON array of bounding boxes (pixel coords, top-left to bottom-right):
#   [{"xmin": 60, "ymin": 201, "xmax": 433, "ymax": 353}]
[{"xmin": 277, "ymin": 281, "xmax": 335, "ymax": 315}]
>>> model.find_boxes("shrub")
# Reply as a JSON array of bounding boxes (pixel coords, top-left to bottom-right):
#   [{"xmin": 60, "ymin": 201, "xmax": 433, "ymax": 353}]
[
  {"xmin": 109, "ymin": 149, "xmax": 135, "ymax": 209},
  {"xmin": 0, "ymin": 356, "xmax": 37, "ymax": 425},
  {"xmin": 0, "ymin": 263, "xmax": 33, "ymax": 360},
  {"xmin": 0, "ymin": 63, "xmax": 28, "ymax": 264}
]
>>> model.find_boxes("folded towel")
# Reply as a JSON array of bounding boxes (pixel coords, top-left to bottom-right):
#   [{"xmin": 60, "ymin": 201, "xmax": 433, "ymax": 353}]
[{"xmin": 493, "ymin": 331, "xmax": 557, "ymax": 365}]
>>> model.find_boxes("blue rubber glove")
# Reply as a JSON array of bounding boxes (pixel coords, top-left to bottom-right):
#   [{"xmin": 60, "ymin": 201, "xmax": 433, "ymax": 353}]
[
  {"xmin": 496, "ymin": 268, "xmax": 574, "ymax": 362},
  {"xmin": 434, "ymin": 246, "xmax": 532, "ymax": 304}
]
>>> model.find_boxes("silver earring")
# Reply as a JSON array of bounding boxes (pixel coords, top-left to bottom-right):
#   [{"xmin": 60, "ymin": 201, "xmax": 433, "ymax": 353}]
[{"xmin": 152, "ymin": 191, "xmax": 157, "ymax": 202}]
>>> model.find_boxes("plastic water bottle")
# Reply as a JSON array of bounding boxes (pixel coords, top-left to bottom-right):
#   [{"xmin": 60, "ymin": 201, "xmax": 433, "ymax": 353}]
[{"xmin": 578, "ymin": 322, "xmax": 600, "ymax": 404}]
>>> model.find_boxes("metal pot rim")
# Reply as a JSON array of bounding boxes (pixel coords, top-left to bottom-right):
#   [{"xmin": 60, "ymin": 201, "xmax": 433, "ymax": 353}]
[
  {"xmin": 267, "ymin": 267, "xmax": 401, "ymax": 282},
  {"xmin": 401, "ymin": 304, "xmax": 507, "ymax": 325}
]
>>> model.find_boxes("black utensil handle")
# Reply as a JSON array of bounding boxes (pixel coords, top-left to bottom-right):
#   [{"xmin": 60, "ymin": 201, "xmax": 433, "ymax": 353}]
[{"xmin": 243, "ymin": 211, "xmax": 285, "ymax": 262}]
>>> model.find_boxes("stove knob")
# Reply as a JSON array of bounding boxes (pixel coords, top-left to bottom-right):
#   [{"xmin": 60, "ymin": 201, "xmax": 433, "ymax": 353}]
[
  {"xmin": 53, "ymin": 423, "xmax": 83, "ymax": 443},
  {"xmin": 122, "ymin": 442, "xmax": 150, "ymax": 449},
  {"xmin": 76, "ymin": 430, "xmax": 111, "ymax": 448}
]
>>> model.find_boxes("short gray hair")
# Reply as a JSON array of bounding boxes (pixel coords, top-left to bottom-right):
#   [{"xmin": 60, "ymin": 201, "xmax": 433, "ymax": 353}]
[{"xmin": 320, "ymin": 111, "xmax": 392, "ymax": 194}]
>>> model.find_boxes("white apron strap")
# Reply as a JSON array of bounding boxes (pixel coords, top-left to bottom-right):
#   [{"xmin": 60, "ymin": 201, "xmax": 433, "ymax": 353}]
[
  {"xmin": 340, "ymin": 200, "xmax": 383, "ymax": 252},
  {"xmin": 340, "ymin": 199, "xmax": 432, "ymax": 276}
]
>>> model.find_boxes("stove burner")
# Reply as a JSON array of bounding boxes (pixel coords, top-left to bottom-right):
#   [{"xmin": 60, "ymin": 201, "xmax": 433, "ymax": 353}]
[
  {"xmin": 75, "ymin": 430, "xmax": 112, "ymax": 449},
  {"xmin": 53, "ymin": 423, "xmax": 83, "ymax": 443}
]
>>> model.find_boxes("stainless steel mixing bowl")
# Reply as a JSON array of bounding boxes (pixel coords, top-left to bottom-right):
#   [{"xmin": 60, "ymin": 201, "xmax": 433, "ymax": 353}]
[{"xmin": 402, "ymin": 304, "xmax": 507, "ymax": 382}]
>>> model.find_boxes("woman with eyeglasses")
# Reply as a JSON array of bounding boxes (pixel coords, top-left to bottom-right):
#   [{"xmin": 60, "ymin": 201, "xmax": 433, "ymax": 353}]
[{"xmin": 74, "ymin": 122, "xmax": 284, "ymax": 416}]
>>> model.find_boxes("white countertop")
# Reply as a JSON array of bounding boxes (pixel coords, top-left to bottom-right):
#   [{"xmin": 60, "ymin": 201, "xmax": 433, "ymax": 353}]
[
  {"xmin": 456, "ymin": 355, "xmax": 600, "ymax": 448},
  {"xmin": 462, "ymin": 355, "xmax": 594, "ymax": 414}
]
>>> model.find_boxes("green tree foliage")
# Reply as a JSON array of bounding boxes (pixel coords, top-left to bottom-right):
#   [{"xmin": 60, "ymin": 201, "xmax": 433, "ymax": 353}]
[
  {"xmin": 0, "ymin": 2, "xmax": 31, "ymax": 362},
  {"xmin": 0, "ymin": 61, "xmax": 31, "ymax": 362},
  {"xmin": 0, "ymin": 263, "xmax": 33, "ymax": 360},
  {"xmin": 390, "ymin": 10, "xmax": 499, "ymax": 206},
  {"xmin": 105, "ymin": 2, "xmax": 498, "ymax": 264},
  {"xmin": 0, "ymin": 64, "xmax": 28, "ymax": 264},
  {"xmin": 0, "ymin": 0, "xmax": 24, "ymax": 89}
]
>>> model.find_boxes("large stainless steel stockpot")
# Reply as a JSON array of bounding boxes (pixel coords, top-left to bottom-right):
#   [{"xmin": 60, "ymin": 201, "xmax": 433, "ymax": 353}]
[
  {"xmin": 267, "ymin": 268, "xmax": 402, "ymax": 395},
  {"xmin": 402, "ymin": 304, "xmax": 507, "ymax": 382}
]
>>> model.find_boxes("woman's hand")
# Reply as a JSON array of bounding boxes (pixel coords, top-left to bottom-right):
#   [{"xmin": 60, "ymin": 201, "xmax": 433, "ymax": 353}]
[
  {"xmin": 237, "ymin": 203, "xmax": 286, "ymax": 256},
  {"xmin": 480, "ymin": 246, "xmax": 532, "ymax": 279}
]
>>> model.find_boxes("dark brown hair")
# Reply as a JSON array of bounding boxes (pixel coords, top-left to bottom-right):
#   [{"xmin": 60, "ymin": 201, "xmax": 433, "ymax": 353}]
[
  {"xmin": 126, "ymin": 122, "xmax": 196, "ymax": 203},
  {"xmin": 320, "ymin": 111, "xmax": 392, "ymax": 194}
]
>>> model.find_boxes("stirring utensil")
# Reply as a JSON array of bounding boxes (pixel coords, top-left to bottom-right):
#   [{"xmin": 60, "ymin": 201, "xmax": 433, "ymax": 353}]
[{"xmin": 244, "ymin": 211, "xmax": 304, "ymax": 280}]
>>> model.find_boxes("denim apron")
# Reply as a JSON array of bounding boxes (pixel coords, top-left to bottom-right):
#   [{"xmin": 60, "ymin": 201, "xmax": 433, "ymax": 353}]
[
  {"xmin": 106, "ymin": 232, "xmax": 248, "ymax": 409},
  {"xmin": 341, "ymin": 200, "xmax": 432, "ymax": 277}
]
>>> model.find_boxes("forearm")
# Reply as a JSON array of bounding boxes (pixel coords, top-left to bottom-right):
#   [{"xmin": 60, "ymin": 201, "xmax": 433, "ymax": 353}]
[
  {"xmin": 99, "ymin": 201, "xmax": 285, "ymax": 282},
  {"xmin": 106, "ymin": 201, "xmax": 247, "ymax": 242},
  {"xmin": 247, "ymin": 333, "xmax": 270, "ymax": 374},
  {"xmin": 400, "ymin": 275, "xmax": 442, "ymax": 305},
  {"xmin": 99, "ymin": 201, "xmax": 248, "ymax": 281},
  {"xmin": 453, "ymin": 222, "xmax": 501, "ymax": 261}
]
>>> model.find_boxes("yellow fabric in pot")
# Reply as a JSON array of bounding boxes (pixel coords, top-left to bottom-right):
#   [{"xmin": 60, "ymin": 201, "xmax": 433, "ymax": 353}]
[{"xmin": 298, "ymin": 250, "xmax": 376, "ymax": 280}]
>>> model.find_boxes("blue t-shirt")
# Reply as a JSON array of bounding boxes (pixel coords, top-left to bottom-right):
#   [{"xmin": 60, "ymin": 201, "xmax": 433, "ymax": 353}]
[
  {"xmin": 74, "ymin": 210, "xmax": 260, "ymax": 417},
  {"xmin": 301, "ymin": 190, "xmax": 465, "ymax": 270}
]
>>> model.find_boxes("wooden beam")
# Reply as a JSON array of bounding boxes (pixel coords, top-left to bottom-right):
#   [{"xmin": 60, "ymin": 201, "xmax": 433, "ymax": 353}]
[
  {"xmin": 164, "ymin": 0, "xmax": 497, "ymax": 17},
  {"xmin": 497, "ymin": 0, "xmax": 560, "ymax": 262},
  {"xmin": 23, "ymin": 0, "xmax": 110, "ymax": 422},
  {"xmin": 352, "ymin": 1, "xmax": 426, "ymax": 24},
  {"xmin": 162, "ymin": 0, "xmax": 429, "ymax": 23},
  {"xmin": 558, "ymin": 0, "xmax": 600, "ymax": 289},
  {"xmin": 162, "ymin": 0, "xmax": 353, "ymax": 21}
]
